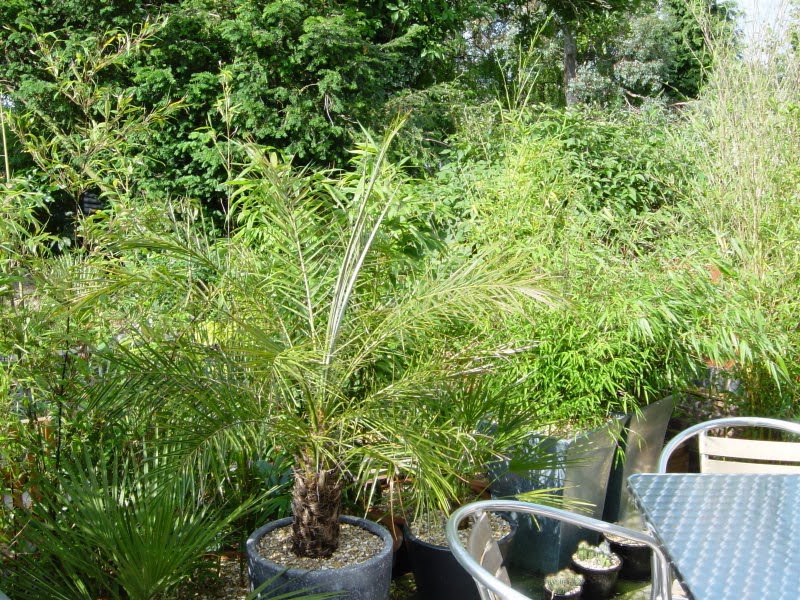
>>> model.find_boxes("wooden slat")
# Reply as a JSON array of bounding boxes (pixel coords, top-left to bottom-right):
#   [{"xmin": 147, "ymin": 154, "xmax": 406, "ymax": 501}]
[
  {"xmin": 700, "ymin": 433, "xmax": 800, "ymax": 473},
  {"xmin": 700, "ymin": 435, "xmax": 800, "ymax": 462},
  {"xmin": 702, "ymin": 457, "xmax": 800, "ymax": 474}
]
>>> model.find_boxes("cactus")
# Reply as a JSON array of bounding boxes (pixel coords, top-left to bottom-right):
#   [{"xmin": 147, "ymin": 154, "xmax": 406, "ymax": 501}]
[
  {"xmin": 572, "ymin": 540, "xmax": 621, "ymax": 569},
  {"xmin": 544, "ymin": 568, "xmax": 584, "ymax": 595}
]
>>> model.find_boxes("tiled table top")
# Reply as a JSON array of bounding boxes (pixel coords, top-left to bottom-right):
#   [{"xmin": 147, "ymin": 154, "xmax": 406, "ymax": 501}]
[{"xmin": 628, "ymin": 473, "xmax": 800, "ymax": 600}]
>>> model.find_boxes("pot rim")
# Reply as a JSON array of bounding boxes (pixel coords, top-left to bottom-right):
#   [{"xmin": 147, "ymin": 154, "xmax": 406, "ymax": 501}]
[
  {"xmin": 544, "ymin": 583, "xmax": 583, "ymax": 596},
  {"xmin": 402, "ymin": 512, "xmax": 517, "ymax": 550},
  {"xmin": 604, "ymin": 532, "xmax": 649, "ymax": 547},
  {"xmin": 247, "ymin": 515, "xmax": 394, "ymax": 575},
  {"xmin": 571, "ymin": 553, "xmax": 622, "ymax": 571}
]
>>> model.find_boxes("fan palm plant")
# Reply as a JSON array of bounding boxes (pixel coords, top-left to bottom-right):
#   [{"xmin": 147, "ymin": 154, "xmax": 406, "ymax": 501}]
[
  {"xmin": 73, "ymin": 121, "xmax": 553, "ymax": 562},
  {"xmin": 7, "ymin": 449, "xmax": 250, "ymax": 600}
]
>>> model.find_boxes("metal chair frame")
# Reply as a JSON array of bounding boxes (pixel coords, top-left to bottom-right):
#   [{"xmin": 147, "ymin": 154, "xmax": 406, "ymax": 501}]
[
  {"xmin": 657, "ymin": 416, "xmax": 800, "ymax": 473},
  {"xmin": 446, "ymin": 499, "xmax": 672, "ymax": 600}
]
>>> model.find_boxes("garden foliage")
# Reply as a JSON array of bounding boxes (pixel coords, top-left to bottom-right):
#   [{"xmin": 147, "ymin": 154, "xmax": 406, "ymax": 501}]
[{"xmin": 2, "ymin": 4, "xmax": 800, "ymax": 598}]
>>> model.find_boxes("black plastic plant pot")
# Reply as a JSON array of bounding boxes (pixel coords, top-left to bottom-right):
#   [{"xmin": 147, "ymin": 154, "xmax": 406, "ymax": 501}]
[
  {"xmin": 403, "ymin": 526, "xmax": 479, "ymax": 600},
  {"xmin": 246, "ymin": 516, "xmax": 394, "ymax": 600},
  {"xmin": 402, "ymin": 515, "xmax": 516, "ymax": 600},
  {"xmin": 366, "ymin": 509, "xmax": 411, "ymax": 579},
  {"xmin": 570, "ymin": 561, "xmax": 621, "ymax": 600},
  {"xmin": 391, "ymin": 535, "xmax": 412, "ymax": 579},
  {"xmin": 604, "ymin": 533, "xmax": 651, "ymax": 581}
]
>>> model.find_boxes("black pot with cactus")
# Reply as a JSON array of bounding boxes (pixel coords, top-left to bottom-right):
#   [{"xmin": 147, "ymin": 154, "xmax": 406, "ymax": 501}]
[{"xmin": 570, "ymin": 541, "xmax": 622, "ymax": 599}]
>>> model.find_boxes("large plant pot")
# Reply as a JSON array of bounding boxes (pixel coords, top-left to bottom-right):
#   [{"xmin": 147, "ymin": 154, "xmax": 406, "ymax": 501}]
[
  {"xmin": 489, "ymin": 416, "xmax": 625, "ymax": 573},
  {"xmin": 246, "ymin": 516, "xmax": 393, "ymax": 599},
  {"xmin": 602, "ymin": 396, "xmax": 674, "ymax": 524},
  {"xmin": 402, "ymin": 515, "xmax": 516, "ymax": 600},
  {"xmin": 366, "ymin": 508, "xmax": 411, "ymax": 579}
]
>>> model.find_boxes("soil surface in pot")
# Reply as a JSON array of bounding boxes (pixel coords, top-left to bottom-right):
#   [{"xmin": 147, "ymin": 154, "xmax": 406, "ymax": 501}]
[
  {"xmin": 408, "ymin": 510, "xmax": 511, "ymax": 547},
  {"xmin": 257, "ymin": 521, "xmax": 384, "ymax": 570}
]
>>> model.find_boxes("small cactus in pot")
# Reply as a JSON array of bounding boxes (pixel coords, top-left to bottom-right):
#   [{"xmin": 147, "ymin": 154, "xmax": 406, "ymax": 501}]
[
  {"xmin": 544, "ymin": 568, "xmax": 584, "ymax": 599},
  {"xmin": 571, "ymin": 541, "xmax": 622, "ymax": 599}
]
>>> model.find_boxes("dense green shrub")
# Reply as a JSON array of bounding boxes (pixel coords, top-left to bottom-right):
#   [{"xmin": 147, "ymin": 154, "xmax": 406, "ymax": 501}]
[
  {"xmin": 446, "ymin": 104, "xmax": 687, "ymax": 228},
  {"xmin": 4, "ymin": 452, "xmax": 255, "ymax": 600},
  {"xmin": 659, "ymin": 31, "xmax": 800, "ymax": 418}
]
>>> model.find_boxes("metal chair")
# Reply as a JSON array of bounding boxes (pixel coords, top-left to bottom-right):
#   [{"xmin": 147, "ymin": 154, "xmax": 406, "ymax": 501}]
[
  {"xmin": 657, "ymin": 416, "xmax": 800, "ymax": 473},
  {"xmin": 445, "ymin": 499, "xmax": 672, "ymax": 600}
]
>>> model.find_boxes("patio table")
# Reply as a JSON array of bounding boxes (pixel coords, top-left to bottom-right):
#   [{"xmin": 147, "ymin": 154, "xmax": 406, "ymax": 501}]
[{"xmin": 627, "ymin": 473, "xmax": 800, "ymax": 600}]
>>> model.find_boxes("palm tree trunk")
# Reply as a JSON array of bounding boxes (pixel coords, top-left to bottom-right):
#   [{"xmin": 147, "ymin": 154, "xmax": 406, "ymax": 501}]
[{"xmin": 291, "ymin": 457, "xmax": 343, "ymax": 558}]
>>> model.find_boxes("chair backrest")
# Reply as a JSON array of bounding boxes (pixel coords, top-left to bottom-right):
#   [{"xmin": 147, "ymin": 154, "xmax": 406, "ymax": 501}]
[
  {"xmin": 446, "ymin": 500, "xmax": 672, "ymax": 600},
  {"xmin": 468, "ymin": 512, "xmax": 510, "ymax": 600},
  {"xmin": 658, "ymin": 417, "xmax": 800, "ymax": 473}
]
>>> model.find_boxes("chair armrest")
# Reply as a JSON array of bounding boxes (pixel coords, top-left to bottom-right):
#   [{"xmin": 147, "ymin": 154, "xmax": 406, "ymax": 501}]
[{"xmin": 446, "ymin": 499, "xmax": 672, "ymax": 600}]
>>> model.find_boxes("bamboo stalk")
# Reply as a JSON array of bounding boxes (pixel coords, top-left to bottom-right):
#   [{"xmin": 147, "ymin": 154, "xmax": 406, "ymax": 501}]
[{"xmin": 0, "ymin": 98, "xmax": 10, "ymax": 182}]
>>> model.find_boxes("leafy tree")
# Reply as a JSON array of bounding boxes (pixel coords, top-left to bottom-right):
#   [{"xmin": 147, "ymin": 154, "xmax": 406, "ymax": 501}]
[
  {"xmin": 543, "ymin": 0, "xmax": 641, "ymax": 104},
  {"xmin": 662, "ymin": 0, "xmax": 738, "ymax": 99},
  {"xmin": 472, "ymin": 1, "xmax": 643, "ymax": 105},
  {"xmin": 558, "ymin": 0, "xmax": 737, "ymax": 105},
  {"xmin": 6, "ymin": 22, "xmax": 181, "ymax": 207},
  {"xmin": 567, "ymin": 4, "xmax": 674, "ymax": 105},
  {"xmin": 0, "ymin": 0, "xmax": 504, "ymax": 206}
]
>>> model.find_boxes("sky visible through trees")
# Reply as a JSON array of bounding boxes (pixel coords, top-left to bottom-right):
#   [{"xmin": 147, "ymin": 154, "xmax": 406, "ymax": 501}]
[{"xmin": 738, "ymin": 0, "xmax": 789, "ymax": 42}]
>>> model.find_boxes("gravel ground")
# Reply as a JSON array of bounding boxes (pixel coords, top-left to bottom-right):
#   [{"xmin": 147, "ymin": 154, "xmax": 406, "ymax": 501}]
[
  {"xmin": 174, "ymin": 556, "xmax": 251, "ymax": 600},
  {"xmin": 174, "ymin": 561, "xmax": 653, "ymax": 600}
]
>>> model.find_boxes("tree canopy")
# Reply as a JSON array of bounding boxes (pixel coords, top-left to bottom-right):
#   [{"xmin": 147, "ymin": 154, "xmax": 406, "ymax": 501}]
[
  {"xmin": 0, "ymin": 0, "xmax": 499, "ymax": 203},
  {"xmin": 0, "ymin": 0, "xmax": 729, "ymax": 209}
]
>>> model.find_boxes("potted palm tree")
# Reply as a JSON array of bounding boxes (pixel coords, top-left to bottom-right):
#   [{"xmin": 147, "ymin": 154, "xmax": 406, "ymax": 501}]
[{"xmin": 74, "ymin": 122, "xmax": 553, "ymax": 599}]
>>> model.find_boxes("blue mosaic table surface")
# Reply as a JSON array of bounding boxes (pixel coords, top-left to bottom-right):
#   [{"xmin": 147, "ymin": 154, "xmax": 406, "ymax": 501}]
[{"xmin": 628, "ymin": 473, "xmax": 800, "ymax": 600}]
